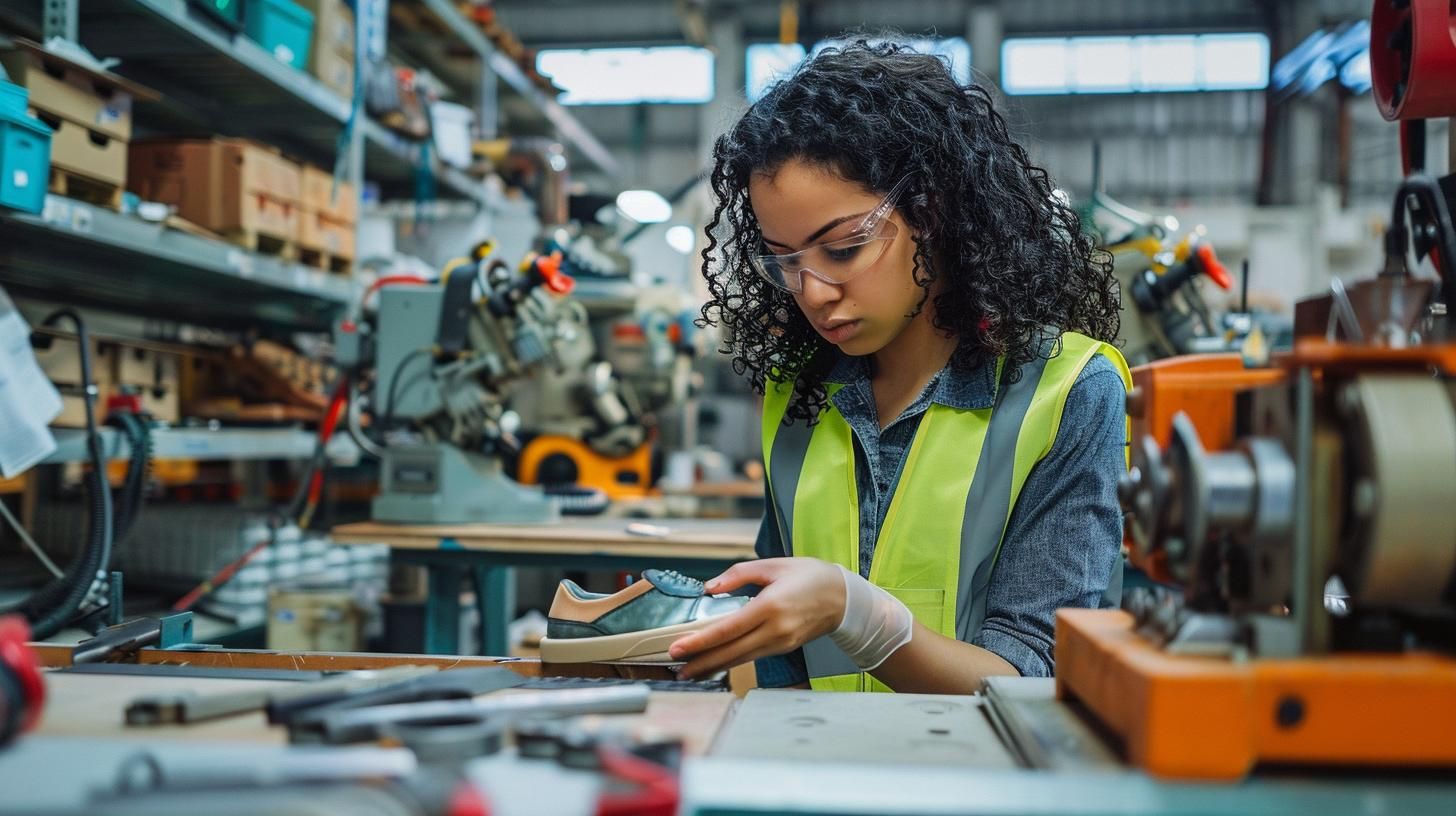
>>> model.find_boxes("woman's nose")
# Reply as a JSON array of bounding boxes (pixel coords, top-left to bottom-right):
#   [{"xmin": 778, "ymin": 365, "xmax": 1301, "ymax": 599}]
[{"xmin": 797, "ymin": 270, "xmax": 842, "ymax": 308}]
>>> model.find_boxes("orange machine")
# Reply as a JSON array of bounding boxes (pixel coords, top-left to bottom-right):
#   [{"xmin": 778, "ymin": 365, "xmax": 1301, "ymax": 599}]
[
  {"xmin": 517, "ymin": 435, "xmax": 655, "ymax": 501},
  {"xmin": 1062, "ymin": 336, "xmax": 1456, "ymax": 780}
]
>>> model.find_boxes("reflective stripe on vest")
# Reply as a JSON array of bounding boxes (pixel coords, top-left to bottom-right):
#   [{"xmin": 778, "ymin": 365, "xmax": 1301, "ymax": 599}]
[{"xmin": 761, "ymin": 333, "xmax": 1131, "ymax": 692}]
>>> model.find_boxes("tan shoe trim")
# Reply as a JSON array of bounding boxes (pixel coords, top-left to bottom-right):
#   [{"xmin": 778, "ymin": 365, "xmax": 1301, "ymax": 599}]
[{"xmin": 547, "ymin": 579, "xmax": 655, "ymax": 624}]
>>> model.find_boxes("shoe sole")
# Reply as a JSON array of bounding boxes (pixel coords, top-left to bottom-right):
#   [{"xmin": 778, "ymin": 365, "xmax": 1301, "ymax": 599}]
[{"xmin": 538, "ymin": 617, "xmax": 720, "ymax": 665}]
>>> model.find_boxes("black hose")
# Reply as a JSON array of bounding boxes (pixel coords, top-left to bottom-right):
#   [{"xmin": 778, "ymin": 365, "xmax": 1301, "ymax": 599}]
[
  {"xmin": 110, "ymin": 412, "xmax": 152, "ymax": 545},
  {"xmin": 380, "ymin": 348, "xmax": 434, "ymax": 436},
  {"xmin": 15, "ymin": 311, "xmax": 113, "ymax": 639}
]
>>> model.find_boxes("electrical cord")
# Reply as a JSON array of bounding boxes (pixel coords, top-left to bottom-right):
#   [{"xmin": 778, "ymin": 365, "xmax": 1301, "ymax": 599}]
[
  {"xmin": 380, "ymin": 348, "xmax": 435, "ymax": 438},
  {"xmin": 3, "ymin": 310, "xmax": 113, "ymax": 640},
  {"xmin": 109, "ymin": 411, "xmax": 153, "ymax": 546},
  {"xmin": 346, "ymin": 382, "xmax": 386, "ymax": 460},
  {"xmin": 296, "ymin": 377, "xmax": 350, "ymax": 529}
]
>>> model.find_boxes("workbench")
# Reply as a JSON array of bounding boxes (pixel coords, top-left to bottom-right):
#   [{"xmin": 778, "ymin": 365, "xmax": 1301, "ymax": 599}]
[
  {"xmin": 330, "ymin": 518, "xmax": 758, "ymax": 656},
  {"xmin": 10, "ymin": 641, "xmax": 1456, "ymax": 815},
  {"xmin": 7, "ymin": 647, "xmax": 735, "ymax": 815}
]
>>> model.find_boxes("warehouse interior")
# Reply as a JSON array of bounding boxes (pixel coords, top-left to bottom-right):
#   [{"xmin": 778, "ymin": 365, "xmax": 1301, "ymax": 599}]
[{"xmin": 1, "ymin": 1, "xmax": 1454, "ymax": 814}]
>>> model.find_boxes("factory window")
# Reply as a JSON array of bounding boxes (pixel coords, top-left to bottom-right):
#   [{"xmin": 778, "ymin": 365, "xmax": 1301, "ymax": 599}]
[
  {"xmin": 746, "ymin": 43, "xmax": 808, "ymax": 102},
  {"xmin": 745, "ymin": 37, "xmax": 972, "ymax": 102},
  {"xmin": 536, "ymin": 46, "xmax": 715, "ymax": 105},
  {"xmin": 1001, "ymin": 33, "xmax": 1270, "ymax": 95}
]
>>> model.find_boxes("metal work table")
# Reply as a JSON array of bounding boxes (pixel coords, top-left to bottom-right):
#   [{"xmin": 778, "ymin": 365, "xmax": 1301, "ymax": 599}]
[{"xmin": 329, "ymin": 518, "xmax": 758, "ymax": 656}]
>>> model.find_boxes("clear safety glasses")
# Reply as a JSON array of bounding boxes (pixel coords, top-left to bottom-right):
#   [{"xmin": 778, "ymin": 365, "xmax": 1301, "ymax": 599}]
[{"xmin": 750, "ymin": 175, "xmax": 911, "ymax": 294}]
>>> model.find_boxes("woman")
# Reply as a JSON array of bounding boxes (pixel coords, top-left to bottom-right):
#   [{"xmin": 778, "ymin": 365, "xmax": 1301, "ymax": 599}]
[{"xmin": 669, "ymin": 40, "xmax": 1129, "ymax": 694}]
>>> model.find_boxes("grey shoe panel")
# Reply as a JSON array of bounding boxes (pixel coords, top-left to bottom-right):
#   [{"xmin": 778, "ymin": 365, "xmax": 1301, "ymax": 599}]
[
  {"xmin": 591, "ymin": 590, "xmax": 699, "ymax": 634},
  {"xmin": 546, "ymin": 619, "xmax": 608, "ymax": 639}
]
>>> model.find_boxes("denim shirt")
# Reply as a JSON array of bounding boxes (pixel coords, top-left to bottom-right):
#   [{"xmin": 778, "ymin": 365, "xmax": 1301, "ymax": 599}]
[{"xmin": 754, "ymin": 351, "xmax": 1127, "ymax": 685}]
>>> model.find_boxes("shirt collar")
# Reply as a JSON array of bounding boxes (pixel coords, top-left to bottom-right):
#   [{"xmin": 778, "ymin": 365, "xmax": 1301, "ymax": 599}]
[{"xmin": 823, "ymin": 349, "xmax": 998, "ymax": 411}]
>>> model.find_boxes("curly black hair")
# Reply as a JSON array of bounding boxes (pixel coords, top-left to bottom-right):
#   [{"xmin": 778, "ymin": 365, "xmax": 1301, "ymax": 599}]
[{"xmin": 698, "ymin": 39, "xmax": 1120, "ymax": 424}]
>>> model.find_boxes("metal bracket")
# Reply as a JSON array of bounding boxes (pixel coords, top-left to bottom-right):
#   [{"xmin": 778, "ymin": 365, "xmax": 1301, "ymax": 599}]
[
  {"xmin": 157, "ymin": 612, "xmax": 194, "ymax": 649},
  {"xmin": 43, "ymin": 0, "xmax": 78, "ymax": 42}
]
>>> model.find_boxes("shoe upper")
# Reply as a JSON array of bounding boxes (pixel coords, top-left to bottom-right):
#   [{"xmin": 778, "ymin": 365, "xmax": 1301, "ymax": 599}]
[{"xmin": 546, "ymin": 569, "xmax": 748, "ymax": 639}]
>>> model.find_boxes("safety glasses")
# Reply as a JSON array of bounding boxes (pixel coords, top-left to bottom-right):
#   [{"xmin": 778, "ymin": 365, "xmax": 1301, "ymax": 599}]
[{"xmin": 751, "ymin": 175, "xmax": 911, "ymax": 294}]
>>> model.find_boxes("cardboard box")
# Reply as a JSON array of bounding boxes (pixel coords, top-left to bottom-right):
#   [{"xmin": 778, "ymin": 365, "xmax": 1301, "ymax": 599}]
[
  {"xmin": 297, "ymin": 0, "xmax": 355, "ymax": 60},
  {"xmin": 0, "ymin": 40, "xmax": 154, "ymax": 142},
  {"xmin": 34, "ymin": 111, "xmax": 126, "ymax": 187},
  {"xmin": 301, "ymin": 164, "xmax": 357, "ymax": 223},
  {"xmin": 37, "ymin": 337, "xmax": 114, "ymax": 388},
  {"xmin": 128, "ymin": 138, "xmax": 302, "ymax": 237},
  {"xmin": 297, "ymin": 210, "xmax": 355, "ymax": 259},
  {"xmin": 312, "ymin": 46, "xmax": 354, "ymax": 102},
  {"xmin": 115, "ymin": 346, "xmax": 180, "ymax": 391}
]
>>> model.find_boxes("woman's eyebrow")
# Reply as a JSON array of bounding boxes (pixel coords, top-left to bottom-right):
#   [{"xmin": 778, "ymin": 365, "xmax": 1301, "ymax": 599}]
[{"xmin": 762, "ymin": 210, "xmax": 871, "ymax": 252}]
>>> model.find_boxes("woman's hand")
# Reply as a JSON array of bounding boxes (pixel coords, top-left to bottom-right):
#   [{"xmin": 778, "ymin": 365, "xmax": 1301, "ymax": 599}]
[{"xmin": 669, "ymin": 557, "xmax": 847, "ymax": 680}]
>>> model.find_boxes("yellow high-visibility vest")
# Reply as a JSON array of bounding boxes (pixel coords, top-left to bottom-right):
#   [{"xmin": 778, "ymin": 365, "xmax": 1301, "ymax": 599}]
[{"xmin": 761, "ymin": 333, "xmax": 1130, "ymax": 692}]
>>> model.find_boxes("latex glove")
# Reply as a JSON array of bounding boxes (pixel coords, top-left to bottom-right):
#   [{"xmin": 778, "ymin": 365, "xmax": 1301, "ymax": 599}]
[
  {"xmin": 668, "ymin": 557, "xmax": 846, "ymax": 680},
  {"xmin": 827, "ymin": 564, "xmax": 913, "ymax": 671}
]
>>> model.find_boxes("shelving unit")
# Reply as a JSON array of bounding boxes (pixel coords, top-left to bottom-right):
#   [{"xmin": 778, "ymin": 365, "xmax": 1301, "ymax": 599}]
[
  {"xmin": 44, "ymin": 426, "xmax": 359, "ymax": 465},
  {"xmin": 0, "ymin": 196, "xmax": 353, "ymax": 330},
  {"xmin": 0, "ymin": 0, "xmax": 619, "ymax": 327},
  {"xmin": 390, "ymin": 0, "xmax": 621, "ymax": 177}
]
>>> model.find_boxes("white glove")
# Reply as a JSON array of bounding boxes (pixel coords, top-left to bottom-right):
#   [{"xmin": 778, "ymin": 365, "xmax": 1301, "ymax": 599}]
[{"xmin": 827, "ymin": 565, "xmax": 914, "ymax": 671}]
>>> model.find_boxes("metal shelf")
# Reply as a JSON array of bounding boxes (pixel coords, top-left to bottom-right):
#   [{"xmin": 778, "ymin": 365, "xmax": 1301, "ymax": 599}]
[
  {"xmin": 0, "ymin": 0, "xmax": 488, "ymax": 203},
  {"xmin": 43, "ymin": 427, "xmax": 359, "ymax": 464},
  {"xmin": 360, "ymin": 119, "xmax": 493, "ymax": 206},
  {"xmin": 0, "ymin": 196, "xmax": 357, "ymax": 330},
  {"xmin": 397, "ymin": 0, "xmax": 621, "ymax": 178}
]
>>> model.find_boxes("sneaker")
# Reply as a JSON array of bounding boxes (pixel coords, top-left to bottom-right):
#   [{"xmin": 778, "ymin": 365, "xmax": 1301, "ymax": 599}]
[{"xmin": 538, "ymin": 569, "xmax": 749, "ymax": 664}]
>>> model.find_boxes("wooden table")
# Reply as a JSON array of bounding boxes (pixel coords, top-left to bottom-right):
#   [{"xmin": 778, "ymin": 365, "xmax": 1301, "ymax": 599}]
[{"xmin": 331, "ymin": 518, "xmax": 758, "ymax": 655}]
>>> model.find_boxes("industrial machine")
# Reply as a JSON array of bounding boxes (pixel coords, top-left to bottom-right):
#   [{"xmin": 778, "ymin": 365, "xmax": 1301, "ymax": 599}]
[
  {"xmin": 1080, "ymin": 148, "xmax": 1280, "ymax": 365},
  {"xmin": 1058, "ymin": 0, "xmax": 1456, "ymax": 779},
  {"xmin": 340, "ymin": 247, "xmax": 647, "ymax": 524}
]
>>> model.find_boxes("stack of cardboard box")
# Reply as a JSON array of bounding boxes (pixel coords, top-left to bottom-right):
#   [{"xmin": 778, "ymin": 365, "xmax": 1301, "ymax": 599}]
[
  {"xmin": 299, "ymin": 0, "xmax": 356, "ymax": 100},
  {"xmin": 0, "ymin": 40, "xmax": 154, "ymax": 210},
  {"xmin": 128, "ymin": 137, "xmax": 303, "ymax": 256},
  {"xmin": 37, "ymin": 336, "xmax": 180, "ymax": 427},
  {"xmin": 299, "ymin": 165, "xmax": 357, "ymax": 274}
]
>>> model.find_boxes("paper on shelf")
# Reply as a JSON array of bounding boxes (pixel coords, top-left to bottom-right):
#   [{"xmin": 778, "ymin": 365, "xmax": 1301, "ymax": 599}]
[{"xmin": 0, "ymin": 287, "xmax": 63, "ymax": 477}]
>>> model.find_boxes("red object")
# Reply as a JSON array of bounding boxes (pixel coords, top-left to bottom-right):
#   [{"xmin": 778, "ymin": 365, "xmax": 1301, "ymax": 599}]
[
  {"xmin": 0, "ymin": 616, "xmax": 45, "ymax": 738},
  {"xmin": 1371, "ymin": 0, "xmax": 1456, "ymax": 121},
  {"xmin": 1194, "ymin": 242, "xmax": 1234, "ymax": 290},
  {"xmin": 447, "ymin": 782, "xmax": 491, "ymax": 816},
  {"xmin": 534, "ymin": 251, "xmax": 575, "ymax": 295},
  {"xmin": 105, "ymin": 392, "xmax": 144, "ymax": 416},
  {"xmin": 595, "ymin": 748, "xmax": 679, "ymax": 816}
]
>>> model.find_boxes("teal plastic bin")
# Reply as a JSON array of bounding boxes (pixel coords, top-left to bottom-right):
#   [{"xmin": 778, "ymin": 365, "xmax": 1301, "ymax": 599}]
[
  {"xmin": 0, "ymin": 81, "xmax": 52, "ymax": 215},
  {"xmin": 244, "ymin": 0, "xmax": 315, "ymax": 71},
  {"xmin": 0, "ymin": 79, "xmax": 26, "ymax": 117}
]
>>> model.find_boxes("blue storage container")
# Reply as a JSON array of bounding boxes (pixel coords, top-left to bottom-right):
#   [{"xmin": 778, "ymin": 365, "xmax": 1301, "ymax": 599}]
[
  {"xmin": 0, "ymin": 79, "xmax": 26, "ymax": 118},
  {"xmin": 0, "ymin": 84, "xmax": 53, "ymax": 215},
  {"xmin": 244, "ymin": 0, "xmax": 315, "ymax": 71}
]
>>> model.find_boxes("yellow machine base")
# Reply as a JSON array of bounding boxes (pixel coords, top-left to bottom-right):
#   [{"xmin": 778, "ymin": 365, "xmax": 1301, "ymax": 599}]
[{"xmin": 519, "ymin": 435, "xmax": 654, "ymax": 500}]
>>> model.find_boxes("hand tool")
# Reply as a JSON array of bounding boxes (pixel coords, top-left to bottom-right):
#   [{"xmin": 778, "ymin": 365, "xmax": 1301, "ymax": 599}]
[
  {"xmin": 71, "ymin": 613, "xmax": 194, "ymax": 664},
  {"xmin": 125, "ymin": 665, "xmax": 437, "ymax": 726},
  {"xmin": 297, "ymin": 684, "xmax": 651, "ymax": 745},
  {"xmin": 271, "ymin": 665, "xmax": 525, "ymax": 729}
]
